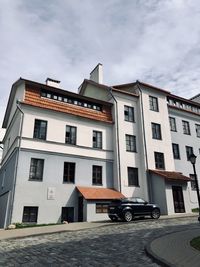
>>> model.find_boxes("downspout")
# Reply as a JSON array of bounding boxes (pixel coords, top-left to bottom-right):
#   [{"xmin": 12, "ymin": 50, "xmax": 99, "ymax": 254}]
[
  {"xmin": 136, "ymin": 82, "xmax": 152, "ymax": 201},
  {"xmin": 109, "ymin": 89, "xmax": 122, "ymax": 193},
  {"xmin": 7, "ymin": 101, "xmax": 24, "ymax": 226}
]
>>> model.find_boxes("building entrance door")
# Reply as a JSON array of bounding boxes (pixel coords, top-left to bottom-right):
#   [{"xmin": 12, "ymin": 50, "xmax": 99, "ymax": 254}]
[
  {"xmin": 61, "ymin": 207, "xmax": 74, "ymax": 222},
  {"xmin": 172, "ymin": 186, "xmax": 185, "ymax": 213},
  {"xmin": 78, "ymin": 196, "xmax": 83, "ymax": 222}
]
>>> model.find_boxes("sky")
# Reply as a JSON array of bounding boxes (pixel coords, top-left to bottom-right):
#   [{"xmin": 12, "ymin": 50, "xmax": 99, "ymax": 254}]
[{"xmin": 1, "ymin": 0, "xmax": 200, "ymax": 125}]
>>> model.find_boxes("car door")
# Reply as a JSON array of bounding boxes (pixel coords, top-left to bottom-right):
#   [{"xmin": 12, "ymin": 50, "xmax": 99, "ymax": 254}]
[{"xmin": 136, "ymin": 198, "xmax": 151, "ymax": 215}]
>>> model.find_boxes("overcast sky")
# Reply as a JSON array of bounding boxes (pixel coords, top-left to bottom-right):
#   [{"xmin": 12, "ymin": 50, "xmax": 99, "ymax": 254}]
[{"xmin": 1, "ymin": 0, "xmax": 200, "ymax": 125}]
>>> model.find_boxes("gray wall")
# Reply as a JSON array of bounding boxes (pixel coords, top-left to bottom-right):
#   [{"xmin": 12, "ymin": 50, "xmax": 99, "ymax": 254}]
[
  {"xmin": 151, "ymin": 174, "xmax": 168, "ymax": 215},
  {"xmin": 0, "ymin": 149, "xmax": 18, "ymax": 228}
]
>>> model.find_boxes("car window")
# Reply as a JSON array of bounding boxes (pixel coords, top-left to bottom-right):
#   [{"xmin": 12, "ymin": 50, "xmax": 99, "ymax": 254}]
[{"xmin": 136, "ymin": 198, "xmax": 146, "ymax": 204}]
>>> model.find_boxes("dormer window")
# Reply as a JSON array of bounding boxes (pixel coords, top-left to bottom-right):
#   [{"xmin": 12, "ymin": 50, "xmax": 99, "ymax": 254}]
[{"xmin": 40, "ymin": 89, "xmax": 102, "ymax": 111}]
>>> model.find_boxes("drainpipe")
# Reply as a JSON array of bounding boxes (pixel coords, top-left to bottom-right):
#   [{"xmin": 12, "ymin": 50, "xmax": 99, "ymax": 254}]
[
  {"xmin": 7, "ymin": 101, "xmax": 24, "ymax": 226},
  {"xmin": 135, "ymin": 82, "xmax": 152, "ymax": 202},
  {"xmin": 109, "ymin": 89, "xmax": 122, "ymax": 193}
]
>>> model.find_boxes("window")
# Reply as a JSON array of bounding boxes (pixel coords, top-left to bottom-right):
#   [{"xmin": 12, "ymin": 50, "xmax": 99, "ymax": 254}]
[
  {"xmin": 33, "ymin": 119, "xmax": 47, "ymax": 140},
  {"xmin": 96, "ymin": 203, "xmax": 108, "ymax": 213},
  {"xmin": 154, "ymin": 152, "xmax": 165, "ymax": 169},
  {"xmin": 190, "ymin": 174, "xmax": 196, "ymax": 190},
  {"xmin": 196, "ymin": 124, "xmax": 200, "ymax": 137},
  {"xmin": 149, "ymin": 96, "xmax": 159, "ymax": 111},
  {"xmin": 169, "ymin": 117, "xmax": 177, "ymax": 132},
  {"xmin": 124, "ymin": 106, "xmax": 134, "ymax": 122},
  {"xmin": 65, "ymin": 125, "xmax": 76, "ymax": 145},
  {"xmin": 93, "ymin": 131, "xmax": 102, "ymax": 149},
  {"xmin": 186, "ymin": 146, "xmax": 193, "ymax": 161},
  {"xmin": 92, "ymin": 165, "xmax": 102, "ymax": 185},
  {"xmin": 151, "ymin": 123, "xmax": 162, "ymax": 140},
  {"xmin": 41, "ymin": 89, "xmax": 102, "ymax": 111},
  {"xmin": 63, "ymin": 162, "xmax": 75, "ymax": 183},
  {"xmin": 172, "ymin": 143, "xmax": 180, "ymax": 159},
  {"xmin": 126, "ymin": 135, "xmax": 136, "ymax": 152},
  {"xmin": 128, "ymin": 167, "xmax": 139, "ymax": 187},
  {"xmin": 182, "ymin": 120, "xmax": 190, "ymax": 135},
  {"xmin": 29, "ymin": 158, "xmax": 44, "ymax": 181},
  {"xmin": 22, "ymin": 206, "xmax": 38, "ymax": 223}
]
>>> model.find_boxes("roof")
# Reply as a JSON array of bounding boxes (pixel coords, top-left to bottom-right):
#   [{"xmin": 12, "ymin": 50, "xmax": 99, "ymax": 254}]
[
  {"xmin": 167, "ymin": 93, "xmax": 200, "ymax": 108},
  {"xmin": 149, "ymin": 170, "xmax": 191, "ymax": 182},
  {"xmin": 24, "ymin": 82, "xmax": 113, "ymax": 124},
  {"xmin": 113, "ymin": 80, "xmax": 171, "ymax": 95},
  {"xmin": 3, "ymin": 78, "xmax": 113, "ymax": 128},
  {"xmin": 190, "ymin": 93, "xmax": 200, "ymax": 100},
  {"xmin": 79, "ymin": 79, "xmax": 139, "ymax": 97},
  {"xmin": 77, "ymin": 186, "xmax": 125, "ymax": 200}
]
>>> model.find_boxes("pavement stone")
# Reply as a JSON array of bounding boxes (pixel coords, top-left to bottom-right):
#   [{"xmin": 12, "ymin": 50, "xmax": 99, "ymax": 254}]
[{"xmin": 0, "ymin": 216, "xmax": 198, "ymax": 266}]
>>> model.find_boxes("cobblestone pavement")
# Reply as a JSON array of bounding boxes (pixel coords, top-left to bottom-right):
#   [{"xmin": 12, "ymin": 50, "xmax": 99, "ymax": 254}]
[{"xmin": 0, "ymin": 217, "xmax": 198, "ymax": 267}]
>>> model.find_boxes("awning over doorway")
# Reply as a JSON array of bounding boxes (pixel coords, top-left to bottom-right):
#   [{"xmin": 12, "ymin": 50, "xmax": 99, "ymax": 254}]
[
  {"xmin": 77, "ymin": 186, "xmax": 125, "ymax": 200},
  {"xmin": 149, "ymin": 170, "xmax": 191, "ymax": 182}
]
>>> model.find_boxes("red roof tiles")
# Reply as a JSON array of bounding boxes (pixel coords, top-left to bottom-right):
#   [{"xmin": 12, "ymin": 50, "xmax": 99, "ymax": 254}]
[
  {"xmin": 77, "ymin": 186, "xmax": 125, "ymax": 200},
  {"xmin": 24, "ymin": 84, "xmax": 113, "ymax": 123},
  {"xmin": 149, "ymin": 170, "xmax": 191, "ymax": 181}
]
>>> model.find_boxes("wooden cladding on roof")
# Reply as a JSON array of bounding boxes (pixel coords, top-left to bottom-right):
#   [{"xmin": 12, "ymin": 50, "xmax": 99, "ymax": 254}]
[{"xmin": 24, "ymin": 85, "xmax": 113, "ymax": 123}]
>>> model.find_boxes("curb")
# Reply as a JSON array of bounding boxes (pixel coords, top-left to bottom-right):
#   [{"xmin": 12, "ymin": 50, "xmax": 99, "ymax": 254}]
[
  {"xmin": 145, "ymin": 226, "xmax": 200, "ymax": 267},
  {"xmin": 145, "ymin": 241, "xmax": 172, "ymax": 267}
]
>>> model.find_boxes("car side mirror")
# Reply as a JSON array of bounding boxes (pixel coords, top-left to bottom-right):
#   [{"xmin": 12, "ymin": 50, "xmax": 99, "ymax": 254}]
[{"xmin": 144, "ymin": 201, "xmax": 148, "ymax": 205}]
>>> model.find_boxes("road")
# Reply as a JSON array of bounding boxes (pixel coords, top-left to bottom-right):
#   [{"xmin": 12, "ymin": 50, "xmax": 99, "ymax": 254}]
[{"xmin": 0, "ymin": 217, "xmax": 198, "ymax": 266}]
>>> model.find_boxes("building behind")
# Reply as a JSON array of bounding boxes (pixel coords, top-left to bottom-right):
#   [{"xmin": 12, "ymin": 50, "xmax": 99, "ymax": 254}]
[{"xmin": 0, "ymin": 65, "xmax": 199, "ymax": 228}]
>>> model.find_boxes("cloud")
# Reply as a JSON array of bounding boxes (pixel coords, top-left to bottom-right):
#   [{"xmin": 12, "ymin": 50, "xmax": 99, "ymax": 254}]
[{"xmin": 0, "ymin": 0, "xmax": 200, "ymax": 124}]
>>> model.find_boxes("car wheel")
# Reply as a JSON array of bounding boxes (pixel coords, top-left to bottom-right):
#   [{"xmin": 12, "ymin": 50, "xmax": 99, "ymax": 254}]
[
  {"xmin": 151, "ymin": 208, "xmax": 160, "ymax": 219},
  {"xmin": 123, "ymin": 210, "xmax": 133, "ymax": 222}
]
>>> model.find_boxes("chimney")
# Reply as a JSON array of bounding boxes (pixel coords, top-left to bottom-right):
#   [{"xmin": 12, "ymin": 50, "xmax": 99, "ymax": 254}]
[
  {"xmin": 90, "ymin": 63, "xmax": 103, "ymax": 84},
  {"xmin": 46, "ymin": 78, "xmax": 60, "ymax": 88}
]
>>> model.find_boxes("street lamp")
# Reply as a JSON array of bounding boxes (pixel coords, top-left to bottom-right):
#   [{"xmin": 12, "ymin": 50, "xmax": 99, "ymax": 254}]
[{"xmin": 189, "ymin": 153, "xmax": 200, "ymax": 222}]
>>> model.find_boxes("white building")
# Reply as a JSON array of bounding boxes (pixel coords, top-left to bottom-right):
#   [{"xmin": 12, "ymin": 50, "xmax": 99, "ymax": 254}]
[{"xmin": 0, "ymin": 65, "xmax": 199, "ymax": 228}]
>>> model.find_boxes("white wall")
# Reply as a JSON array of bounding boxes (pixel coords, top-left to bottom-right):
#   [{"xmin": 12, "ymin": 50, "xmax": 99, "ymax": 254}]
[
  {"xmin": 86, "ymin": 201, "xmax": 110, "ymax": 221},
  {"xmin": 11, "ymin": 150, "xmax": 113, "ymax": 224},
  {"xmin": 7, "ymin": 83, "xmax": 25, "ymax": 127},
  {"xmin": 139, "ymin": 86, "xmax": 175, "ymax": 171},
  {"xmin": 151, "ymin": 174, "xmax": 167, "ymax": 214},
  {"xmin": 169, "ymin": 107, "xmax": 200, "ymax": 210},
  {"xmin": 21, "ymin": 105, "xmax": 113, "ymax": 159},
  {"xmin": 165, "ymin": 182, "xmax": 191, "ymax": 215},
  {"xmin": 112, "ymin": 91, "xmax": 149, "ymax": 201}
]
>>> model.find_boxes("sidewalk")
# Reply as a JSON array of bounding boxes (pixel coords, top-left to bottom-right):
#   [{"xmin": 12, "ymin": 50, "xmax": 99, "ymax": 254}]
[
  {"xmin": 0, "ymin": 213, "xmax": 197, "ymax": 241},
  {"xmin": 0, "ymin": 221, "xmax": 112, "ymax": 240},
  {"xmin": 146, "ymin": 227, "xmax": 200, "ymax": 267}
]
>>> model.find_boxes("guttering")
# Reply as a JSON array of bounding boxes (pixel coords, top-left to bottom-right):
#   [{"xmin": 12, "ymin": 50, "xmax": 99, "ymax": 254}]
[
  {"xmin": 109, "ymin": 88, "xmax": 122, "ymax": 193},
  {"xmin": 7, "ymin": 101, "xmax": 24, "ymax": 226},
  {"xmin": 136, "ymin": 82, "xmax": 151, "ymax": 201}
]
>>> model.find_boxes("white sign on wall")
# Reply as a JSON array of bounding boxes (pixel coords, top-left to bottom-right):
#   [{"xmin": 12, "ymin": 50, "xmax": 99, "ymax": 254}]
[{"xmin": 47, "ymin": 187, "xmax": 56, "ymax": 200}]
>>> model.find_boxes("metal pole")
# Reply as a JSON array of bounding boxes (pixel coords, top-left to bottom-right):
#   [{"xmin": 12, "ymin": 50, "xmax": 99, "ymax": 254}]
[{"xmin": 192, "ymin": 163, "xmax": 200, "ymax": 222}]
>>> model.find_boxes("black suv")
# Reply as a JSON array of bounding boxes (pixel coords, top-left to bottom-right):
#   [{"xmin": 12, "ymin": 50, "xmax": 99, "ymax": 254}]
[{"xmin": 108, "ymin": 197, "xmax": 160, "ymax": 222}]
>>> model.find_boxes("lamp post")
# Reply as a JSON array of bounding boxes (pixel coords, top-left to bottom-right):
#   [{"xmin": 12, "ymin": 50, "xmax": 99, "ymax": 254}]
[{"xmin": 189, "ymin": 153, "xmax": 200, "ymax": 222}]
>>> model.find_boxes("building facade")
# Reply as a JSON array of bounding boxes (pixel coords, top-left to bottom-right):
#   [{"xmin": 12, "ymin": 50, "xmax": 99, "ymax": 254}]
[{"xmin": 0, "ymin": 65, "xmax": 199, "ymax": 228}]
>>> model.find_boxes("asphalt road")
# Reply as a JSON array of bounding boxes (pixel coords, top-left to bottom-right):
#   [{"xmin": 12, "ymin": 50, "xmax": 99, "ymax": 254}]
[{"xmin": 0, "ymin": 217, "xmax": 198, "ymax": 267}]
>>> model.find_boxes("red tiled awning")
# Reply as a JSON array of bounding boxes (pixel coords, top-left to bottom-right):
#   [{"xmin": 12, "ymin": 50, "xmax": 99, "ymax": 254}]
[
  {"xmin": 77, "ymin": 186, "xmax": 125, "ymax": 200},
  {"xmin": 149, "ymin": 170, "xmax": 191, "ymax": 181}
]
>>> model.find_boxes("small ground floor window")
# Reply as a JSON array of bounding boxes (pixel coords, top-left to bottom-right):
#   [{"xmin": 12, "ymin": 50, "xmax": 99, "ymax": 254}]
[
  {"xmin": 22, "ymin": 206, "xmax": 38, "ymax": 223},
  {"xmin": 96, "ymin": 203, "xmax": 109, "ymax": 213}
]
